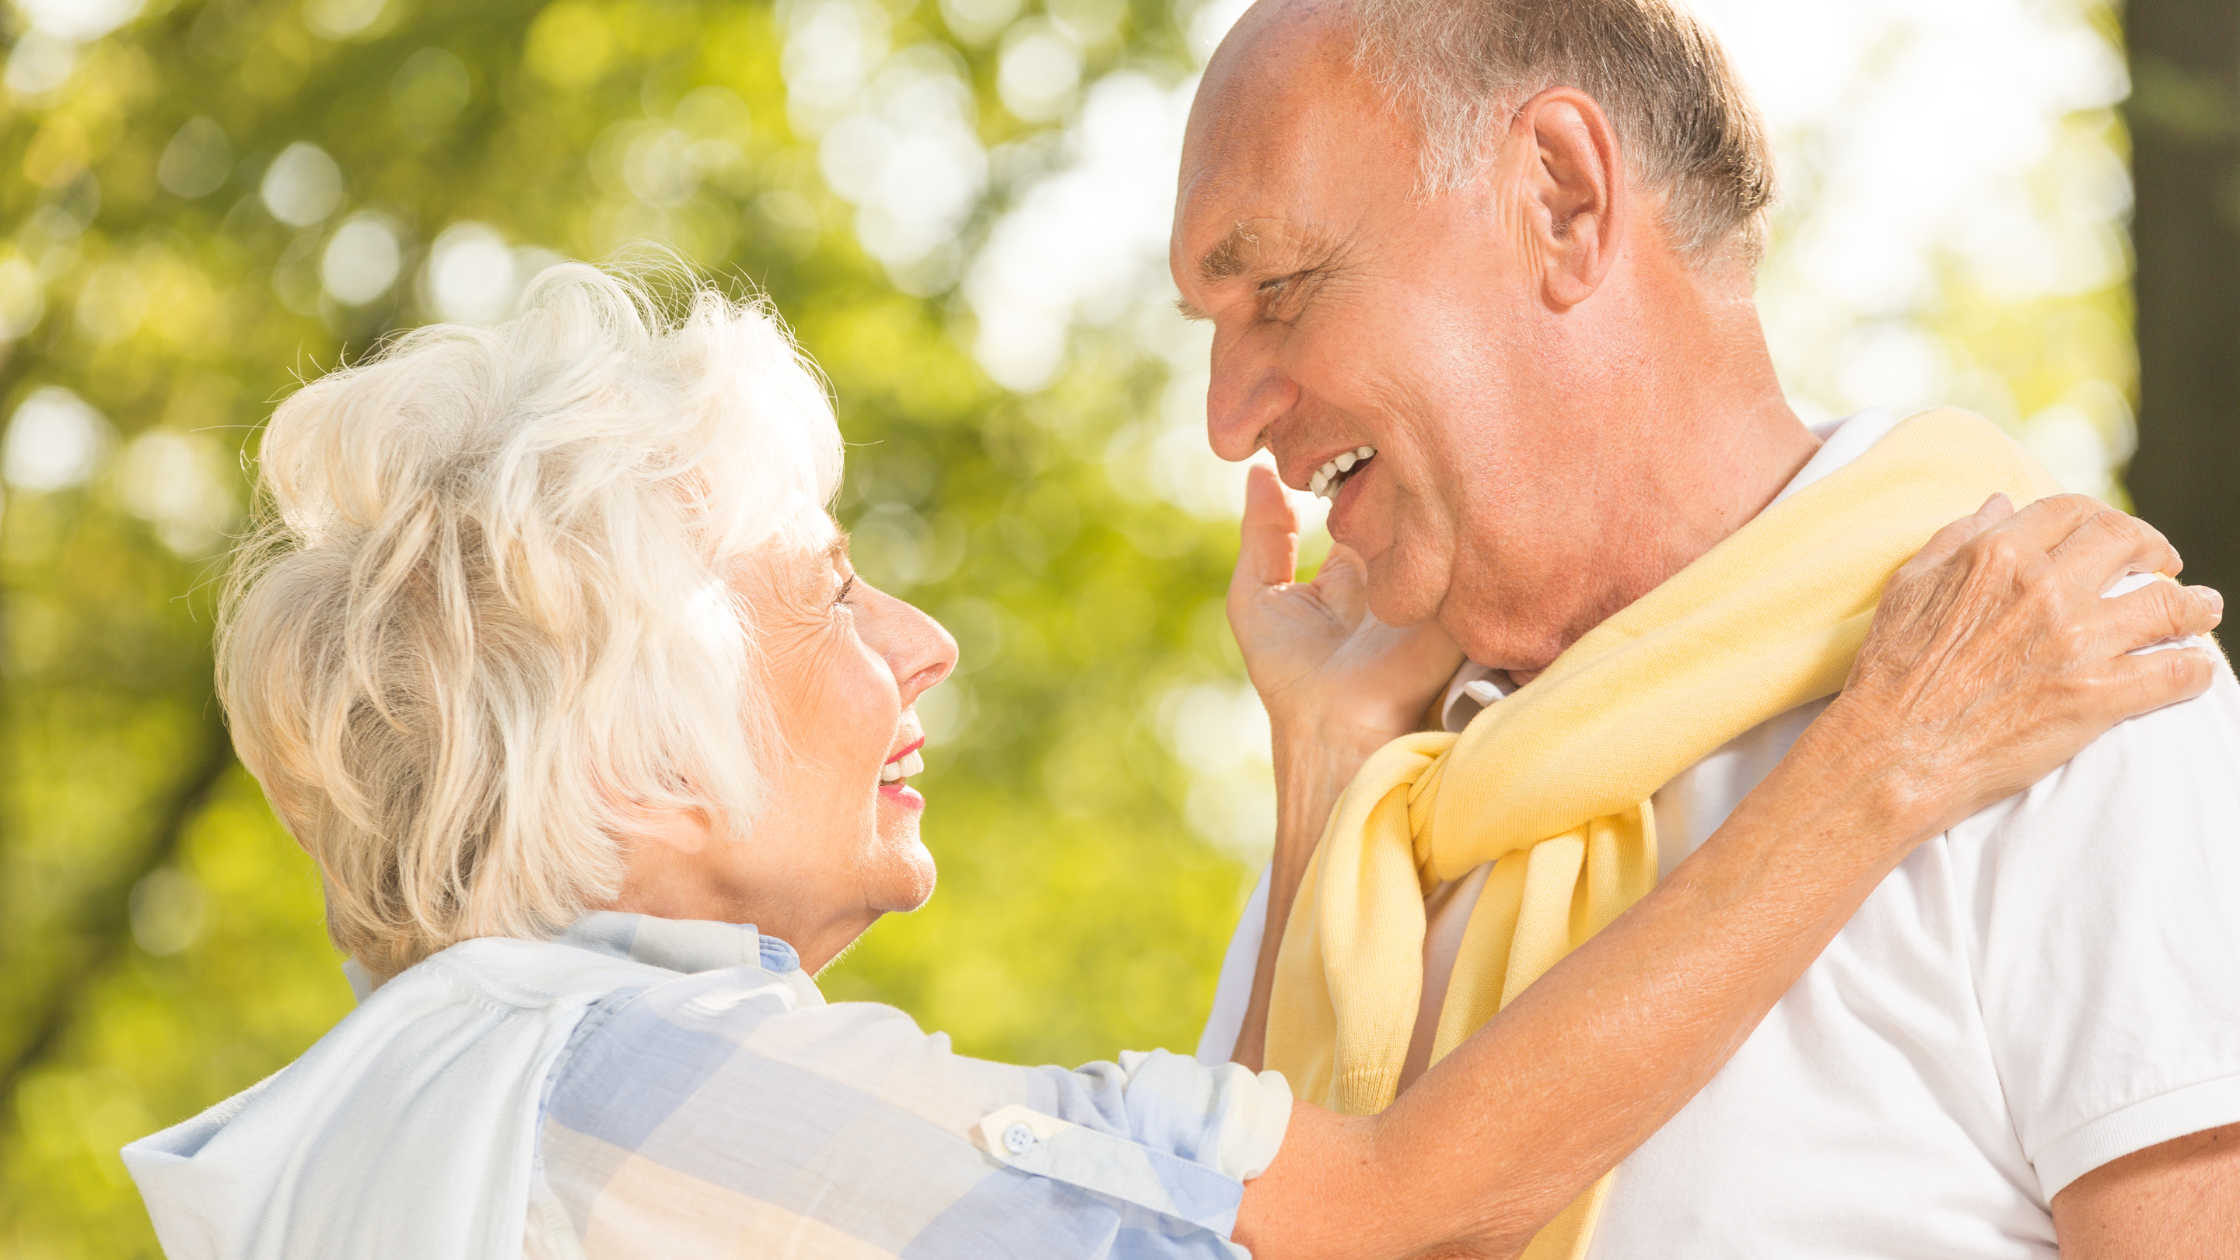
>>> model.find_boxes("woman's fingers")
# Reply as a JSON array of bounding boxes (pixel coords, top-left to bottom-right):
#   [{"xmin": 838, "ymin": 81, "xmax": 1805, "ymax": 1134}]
[
  {"xmin": 1318, "ymin": 540, "xmax": 1365, "ymax": 578},
  {"xmin": 1897, "ymin": 494, "xmax": 2014, "ymax": 581},
  {"xmin": 1835, "ymin": 494, "xmax": 2230, "ymax": 839},
  {"xmin": 2045, "ymin": 503, "xmax": 2185, "ymax": 590},
  {"xmin": 2093, "ymin": 578, "xmax": 2224, "ymax": 656},
  {"xmin": 2100, "ymin": 642, "xmax": 2221, "ymax": 720},
  {"xmin": 1234, "ymin": 464, "xmax": 1301, "ymax": 595},
  {"xmin": 1978, "ymin": 493, "xmax": 2108, "ymax": 559},
  {"xmin": 1310, "ymin": 542, "xmax": 1370, "ymax": 623}
]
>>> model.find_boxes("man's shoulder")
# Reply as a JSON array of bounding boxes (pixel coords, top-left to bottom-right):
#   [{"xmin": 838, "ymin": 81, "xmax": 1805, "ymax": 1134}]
[
  {"xmin": 1947, "ymin": 638, "xmax": 2240, "ymax": 935},
  {"xmin": 1946, "ymin": 645, "xmax": 2240, "ymax": 1202},
  {"xmin": 2006, "ymin": 643, "xmax": 2240, "ymax": 822}
]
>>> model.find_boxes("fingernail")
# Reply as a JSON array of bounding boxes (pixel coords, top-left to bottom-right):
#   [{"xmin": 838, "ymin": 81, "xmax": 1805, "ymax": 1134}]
[{"xmin": 2203, "ymin": 587, "xmax": 2224, "ymax": 616}]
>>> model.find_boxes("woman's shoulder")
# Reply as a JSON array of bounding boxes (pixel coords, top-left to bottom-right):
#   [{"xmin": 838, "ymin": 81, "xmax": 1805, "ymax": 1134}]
[
  {"xmin": 121, "ymin": 935, "xmax": 671, "ymax": 1260},
  {"xmin": 411, "ymin": 932, "xmax": 691, "ymax": 1009}
]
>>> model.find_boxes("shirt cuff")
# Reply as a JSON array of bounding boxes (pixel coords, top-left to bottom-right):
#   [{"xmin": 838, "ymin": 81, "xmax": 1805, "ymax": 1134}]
[
  {"xmin": 970, "ymin": 1064, "xmax": 1293, "ymax": 1238},
  {"xmin": 2032, "ymin": 1070, "xmax": 2240, "ymax": 1199},
  {"xmin": 976, "ymin": 1103, "xmax": 1245, "ymax": 1234},
  {"xmin": 1215, "ymin": 1064, "xmax": 1293, "ymax": 1183}
]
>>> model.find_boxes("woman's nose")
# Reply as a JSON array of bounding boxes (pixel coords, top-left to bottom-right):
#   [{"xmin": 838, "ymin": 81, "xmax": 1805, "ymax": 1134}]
[{"xmin": 869, "ymin": 589, "xmax": 958, "ymax": 707}]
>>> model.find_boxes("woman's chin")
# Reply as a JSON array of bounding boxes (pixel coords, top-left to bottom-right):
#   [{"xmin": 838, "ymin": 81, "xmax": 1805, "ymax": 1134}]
[{"xmin": 868, "ymin": 832, "xmax": 938, "ymax": 914}]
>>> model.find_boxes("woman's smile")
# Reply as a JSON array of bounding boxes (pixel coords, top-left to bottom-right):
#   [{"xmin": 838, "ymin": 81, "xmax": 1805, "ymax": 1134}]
[{"xmin": 879, "ymin": 738, "xmax": 927, "ymax": 809}]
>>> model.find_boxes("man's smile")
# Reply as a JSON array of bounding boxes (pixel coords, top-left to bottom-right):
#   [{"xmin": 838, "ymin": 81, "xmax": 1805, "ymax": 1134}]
[{"xmin": 1307, "ymin": 445, "xmax": 1378, "ymax": 499}]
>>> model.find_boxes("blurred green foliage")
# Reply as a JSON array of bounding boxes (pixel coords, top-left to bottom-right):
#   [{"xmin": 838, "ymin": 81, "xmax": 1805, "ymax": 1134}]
[
  {"xmin": 0, "ymin": 0, "xmax": 1257, "ymax": 1252},
  {"xmin": 0, "ymin": 0, "xmax": 2158, "ymax": 1252}
]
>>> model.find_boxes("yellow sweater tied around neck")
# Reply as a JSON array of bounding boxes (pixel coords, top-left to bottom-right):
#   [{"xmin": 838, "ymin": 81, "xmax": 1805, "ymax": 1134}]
[{"xmin": 1263, "ymin": 409, "xmax": 2064, "ymax": 1260}]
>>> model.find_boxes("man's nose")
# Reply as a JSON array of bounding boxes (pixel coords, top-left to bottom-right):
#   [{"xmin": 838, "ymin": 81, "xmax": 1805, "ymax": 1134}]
[{"xmin": 1204, "ymin": 334, "xmax": 1299, "ymax": 464}]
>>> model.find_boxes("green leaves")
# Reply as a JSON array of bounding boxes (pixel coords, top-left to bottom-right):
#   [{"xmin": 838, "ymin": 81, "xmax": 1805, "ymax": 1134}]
[{"xmin": 0, "ymin": 1, "xmax": 1252, "ymax": 1252}]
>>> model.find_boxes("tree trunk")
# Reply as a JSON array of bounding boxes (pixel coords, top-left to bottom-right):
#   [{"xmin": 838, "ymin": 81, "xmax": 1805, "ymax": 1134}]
[{"xmin": 2124, "ymin": 0, "xmax": 2240, "ymax": 600}]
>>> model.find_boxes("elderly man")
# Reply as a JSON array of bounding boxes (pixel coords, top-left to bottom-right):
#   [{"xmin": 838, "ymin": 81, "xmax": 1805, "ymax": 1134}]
[{"xmin": 1176, "ymin": 0, "xmax": 2240, "ymax": 1256}]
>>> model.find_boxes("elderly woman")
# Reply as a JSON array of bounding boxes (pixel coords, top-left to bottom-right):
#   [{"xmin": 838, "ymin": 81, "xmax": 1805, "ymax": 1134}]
[{"xmin": 123, "ymin": 268, "xmax": 2216, "ymax": 1260}]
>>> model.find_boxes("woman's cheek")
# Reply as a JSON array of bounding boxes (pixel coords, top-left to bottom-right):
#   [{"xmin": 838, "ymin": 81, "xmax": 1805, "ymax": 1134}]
[{"xmin": 772, "ymin": 623, "xmax": 887, "ymax": 743}]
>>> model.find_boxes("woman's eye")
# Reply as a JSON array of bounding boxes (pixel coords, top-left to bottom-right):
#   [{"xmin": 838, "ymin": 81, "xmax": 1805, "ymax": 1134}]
[{"xmin": 831, "ymin": 575, "xmax": 857, "ymax": 609}]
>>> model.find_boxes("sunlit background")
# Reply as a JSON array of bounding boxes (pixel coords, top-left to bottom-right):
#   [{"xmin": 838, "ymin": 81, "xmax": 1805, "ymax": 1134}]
[{"xmin": 0, "ymin": 0, "xmax": 2192, "ymax": 1252}]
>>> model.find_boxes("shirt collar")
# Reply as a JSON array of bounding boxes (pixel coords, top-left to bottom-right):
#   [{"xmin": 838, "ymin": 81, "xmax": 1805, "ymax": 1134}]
[
  {"xmin": 342, "ymin": 913, "xmax": 810, "ymax": 1005},
  {"xmin": 556, "ymin": 912, "xmax": 803, "ymax": 976}
]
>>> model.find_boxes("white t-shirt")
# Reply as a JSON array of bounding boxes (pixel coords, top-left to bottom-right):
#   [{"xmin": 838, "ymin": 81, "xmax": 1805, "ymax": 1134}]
[{"xmin": 1199, "ymin": 411, "xmax": 2240, "ymax": 1257}]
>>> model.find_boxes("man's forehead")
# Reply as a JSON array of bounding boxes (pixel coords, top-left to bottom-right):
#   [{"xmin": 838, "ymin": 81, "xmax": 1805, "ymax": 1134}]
[
  {"xmin": 1172, "ymin": 6, "xmax": 1393, "ymax": 288},
  {"xmin": 1173, "ymin": 98, "xmax": 1348, "ymax": 282}
]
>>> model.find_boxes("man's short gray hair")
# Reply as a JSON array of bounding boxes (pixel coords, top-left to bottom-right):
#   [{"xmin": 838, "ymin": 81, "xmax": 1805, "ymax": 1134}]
[
  {"xmin": 218, "ymin": 265, "xmax": 842, "ymax": 977},
  {"xmin": 1351, "ymin": 0, "xmax": 1775, "ymax": 269}
]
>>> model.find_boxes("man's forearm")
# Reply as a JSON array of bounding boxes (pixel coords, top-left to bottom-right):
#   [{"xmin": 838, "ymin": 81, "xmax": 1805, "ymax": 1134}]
[{"xmin": 1237, "ymin": 702, "xmax": 1940, "ymax": 1258}]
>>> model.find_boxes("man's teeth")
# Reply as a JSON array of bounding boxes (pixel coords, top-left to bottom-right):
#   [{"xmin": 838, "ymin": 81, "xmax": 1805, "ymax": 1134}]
[
  {"xmin": 1309, "ymin": 446, "xmax": 1377, "ymax": 500},
  {"xmin": 880, "ymin": 750, "xmax": 926, "ymax": 783}
]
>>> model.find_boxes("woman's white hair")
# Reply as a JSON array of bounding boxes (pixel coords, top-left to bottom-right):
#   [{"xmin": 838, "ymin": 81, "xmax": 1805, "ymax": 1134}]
[{"xmin": 218, "ymin": 265, "xmax": 843, "ymax": 977}]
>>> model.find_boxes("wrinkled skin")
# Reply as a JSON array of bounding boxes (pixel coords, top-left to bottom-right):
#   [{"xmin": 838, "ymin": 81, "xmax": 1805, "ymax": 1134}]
[
  {"xmin": 1173, "ymin": 2, "xmax": 2234, "ymax": 1257},
  {"xmin": 1223, "ymin": 426, "xmax": 2228, "ymax": 1260},
  {"xmin": 601, "ymin": 510, "xmax": 957, "ymax": 974}
]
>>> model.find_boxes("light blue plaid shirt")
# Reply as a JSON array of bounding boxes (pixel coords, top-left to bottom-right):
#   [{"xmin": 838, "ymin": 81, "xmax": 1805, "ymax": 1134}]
[{"xmin": 522, "ymin": 914, "xmax": 1293, "ymax": 1259}]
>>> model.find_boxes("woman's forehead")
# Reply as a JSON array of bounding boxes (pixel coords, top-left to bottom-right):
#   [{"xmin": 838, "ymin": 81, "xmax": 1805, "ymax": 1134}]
[
  {"xmin": 744, "ymin": 514, "xmax": 849, "ymax": 585},
  {"xmin": 766, "ymin": 506, "xmax": 843, "ymax": 558}
]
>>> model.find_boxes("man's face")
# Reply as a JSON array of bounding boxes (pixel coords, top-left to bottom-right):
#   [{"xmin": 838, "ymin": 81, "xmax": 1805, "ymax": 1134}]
[{"xmin": 1170, "ymin": 4, "xmax": 1607, "ymax": 668}]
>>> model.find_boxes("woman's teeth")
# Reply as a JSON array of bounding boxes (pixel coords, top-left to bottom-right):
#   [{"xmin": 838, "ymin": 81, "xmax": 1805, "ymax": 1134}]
[
  {"xmin": 879, "ymin": 750, "xmax": 925, "ymax": 784},
  {"xmin": 1308, "ymin": 446, "xmax": 1377, "ymax": 500}
]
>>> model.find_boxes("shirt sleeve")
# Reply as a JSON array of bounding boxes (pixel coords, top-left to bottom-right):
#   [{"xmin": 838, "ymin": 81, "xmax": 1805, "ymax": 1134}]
[
  {"xmin": 1965, "ymin": 652, "xmax": 2240, "ymax": 1200},
  {"xmin": 532, "ymin": 967, "xmax": 1293, "ymax": 1260},
  {"xmin": 1197, "ymin": 865, "xmax": 1269, "ymax": 1065}
]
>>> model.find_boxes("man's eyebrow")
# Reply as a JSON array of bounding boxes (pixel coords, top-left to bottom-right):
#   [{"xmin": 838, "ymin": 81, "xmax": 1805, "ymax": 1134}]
[
  {"xmin": 1198, "ymin": 222, "xmax": 1261, "ymax": 284},
  {"xmin": 1185, "ymin": 222, "xmax": 1342, "ymax": 317}
]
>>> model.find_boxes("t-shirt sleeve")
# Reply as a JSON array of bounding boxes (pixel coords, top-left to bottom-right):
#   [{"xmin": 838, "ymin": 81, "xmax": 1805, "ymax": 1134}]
[
  {"xmin": 536, "ymin": 968, "xmax": 1293, "ymax": 1259},
  {"xmin": 1967, "ymin": 654, "xmax": 2240, "ymax": 1200}
]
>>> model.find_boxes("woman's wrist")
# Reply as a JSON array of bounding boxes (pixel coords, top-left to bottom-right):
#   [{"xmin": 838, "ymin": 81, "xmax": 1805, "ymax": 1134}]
[
  {"xmin": 1767, "ymin": 694, "xmax": 1944, "ymax": 869},
  {"xmin": 1271, "ymin": 722, "xmax": 1386, "ymax": 828}
]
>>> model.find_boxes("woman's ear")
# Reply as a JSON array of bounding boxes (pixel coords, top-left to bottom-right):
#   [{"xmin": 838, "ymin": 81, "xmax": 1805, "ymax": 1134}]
[
  {"xmin": 604, "ymin": 785, "xmax": 715, "ymax": 856},
  {"xmin": 1512, "ymin": 87, "xmax": 1628, "ymax": 310},
  {"xmin": 594, "ymin": 797, "xmax": 720, "ymax": 920}
]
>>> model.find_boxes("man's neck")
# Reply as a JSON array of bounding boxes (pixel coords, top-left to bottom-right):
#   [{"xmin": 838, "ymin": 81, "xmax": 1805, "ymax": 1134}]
[{"xmin": 1444, "ymin": 279, "xmax": 1818, "ymax": 673}]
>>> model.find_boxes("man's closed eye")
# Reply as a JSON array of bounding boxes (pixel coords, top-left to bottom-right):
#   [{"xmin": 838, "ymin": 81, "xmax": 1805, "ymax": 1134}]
[{"xmin": 1256, "ymin": 271, "xmax": 1317, "ymax": 321}]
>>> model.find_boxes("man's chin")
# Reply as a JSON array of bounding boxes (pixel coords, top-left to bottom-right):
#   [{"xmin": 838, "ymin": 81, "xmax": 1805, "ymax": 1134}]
[{"xmin": 1363, "ymin": 550, "xmax": 1450, "ymax": 629}]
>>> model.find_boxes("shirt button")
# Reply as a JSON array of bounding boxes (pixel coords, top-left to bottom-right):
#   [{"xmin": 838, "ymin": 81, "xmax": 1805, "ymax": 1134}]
[{"xmin": 1002, "ymin": 1122, "xmax": 1039, "ymax": 1155}]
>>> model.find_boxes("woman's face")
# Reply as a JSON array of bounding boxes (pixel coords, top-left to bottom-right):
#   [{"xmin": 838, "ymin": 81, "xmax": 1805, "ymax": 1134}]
[{"xmin": 607, "ymin": 511, "xmax": 957, "ymax": 971}]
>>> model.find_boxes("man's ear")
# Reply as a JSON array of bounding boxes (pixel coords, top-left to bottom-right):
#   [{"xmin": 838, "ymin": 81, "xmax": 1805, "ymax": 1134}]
[{"xmin": 1511, "ymin": 87, "xmax": 1627, "ymax": 309}]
